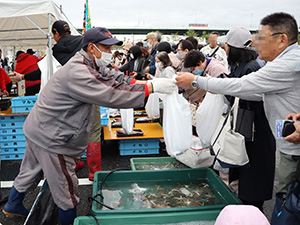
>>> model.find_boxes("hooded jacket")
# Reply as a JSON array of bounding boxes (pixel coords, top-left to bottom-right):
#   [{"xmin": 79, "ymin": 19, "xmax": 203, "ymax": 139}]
[
  {"xmin": 15, "ymin": 53, "xmax": 41, "ymax": 88},
  {"xmin": 52, "ymin": 35, "xmax": 83, "ymax": 66},
  {"xmin": 0, "ymin": 68, "xmax": 11, "ymax": 91},
  {"xmin": 23, "ymin": 49, "xmax": 146, "ymax": 157}
]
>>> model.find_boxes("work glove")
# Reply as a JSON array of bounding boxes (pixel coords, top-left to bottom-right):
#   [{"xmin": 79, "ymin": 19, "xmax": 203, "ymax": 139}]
[{"xmin": 151, "ymin": 78, "xmax": 176, "ymax": 95}]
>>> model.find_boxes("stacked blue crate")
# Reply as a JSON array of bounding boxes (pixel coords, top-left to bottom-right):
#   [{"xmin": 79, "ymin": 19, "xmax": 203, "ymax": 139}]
[
  {"xmin": 100, "ymin": 107, "xmax": 109, "ymax": 126},
  {"xmin": 10, "ymin": 95, "xmax": 37, "ymax": 114},
  {"xmin": 0, "ymin": 115, "xmax": 27, "ymax": 160},
  {"xmin": 119, "ymin": 138, "xmax": 159, "ymax": 156}
]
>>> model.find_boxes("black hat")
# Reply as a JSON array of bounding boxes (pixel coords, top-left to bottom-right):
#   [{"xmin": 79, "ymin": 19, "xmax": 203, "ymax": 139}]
[
  {"xmin": 52, "ymin": 20, "xmax": 70, "ymax": 34},
  {"xmin": 82, "ymin": 27, "xmax": 123, "ymax": 47},
  {"xmin": 16, "ymin": 50, "xmax": 25, "ymax": 60},
  {"xmin": 26, "ymin": 49, "xmax": 35, "ymax": 55}
]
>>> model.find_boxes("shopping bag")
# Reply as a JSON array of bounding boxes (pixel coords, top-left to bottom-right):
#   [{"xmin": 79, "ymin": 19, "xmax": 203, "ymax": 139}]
[
  {"xmin": 196, "ymin": 93, "xmax": 227, "ymax": 148},
  {"xmin": 211, "ymin": 97, "xmax": 249, "ymax": 168},
  {"xmin": 161, "ymin": 87, "xmax": 192, "ymax": 156},
  {"xmin": 120, "ymin": 108, "xmax": 134, "ymax": 134},
  {"xmin": 271, "ymin": 160, "xmax": 300, "ymax": 225},
  {"xmin": 24, "ymin": 180, "xmax": 59, "ymax": 225},
  {"xmin": 145, "ymin": 93, "xmax": 160, "ymax": 118},
  {"xmin": 176, "ymin": 136, "xmax": 214, "ymax": 168}
]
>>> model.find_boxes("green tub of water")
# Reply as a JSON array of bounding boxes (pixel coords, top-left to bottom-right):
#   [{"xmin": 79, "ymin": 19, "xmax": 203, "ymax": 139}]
[
  {"xmin": 74, "ymin": 210, "xmax": 219, "ymax": 225},
  {"xmin": 91, "ymin": 168, "xmax": 241, "ymax": 216},
  {"xmin": 130, "ymin": 157, "xmax": 189, "ymax": 170}
]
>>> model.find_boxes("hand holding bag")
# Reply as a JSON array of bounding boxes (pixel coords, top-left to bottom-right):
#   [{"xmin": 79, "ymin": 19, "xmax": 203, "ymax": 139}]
[{"xmin": 211, "ymin": 97, "xmax": 249, "ymax": 168}]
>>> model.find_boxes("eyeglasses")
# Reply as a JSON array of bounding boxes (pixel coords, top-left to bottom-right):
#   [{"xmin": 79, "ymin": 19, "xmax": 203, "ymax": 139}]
[
  {"xmin": 256, "ymin": 32, "xmax": 286, "ymax": 41},
  {"xmin": 270, "ymin": 32, "xmax": 285, "ymax": 36}
]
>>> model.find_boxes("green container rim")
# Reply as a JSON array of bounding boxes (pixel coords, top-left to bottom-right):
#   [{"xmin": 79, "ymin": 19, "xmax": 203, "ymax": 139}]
[
  {"xmin": 130, "ymin": 157, "xmax": 186, "ymax": 170},
  {"xmin": 91, "ymin": 168, "xmax": 241, "ymax": 216},
  {"xmin": 74, "ymin": 209, "xmax": 220, "ymax": 225}
]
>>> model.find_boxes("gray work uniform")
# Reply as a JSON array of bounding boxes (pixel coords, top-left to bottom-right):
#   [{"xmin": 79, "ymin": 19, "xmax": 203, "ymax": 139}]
[{"xmin": 13, "ymin": 49, "xmax": 147, "ymax": 210}]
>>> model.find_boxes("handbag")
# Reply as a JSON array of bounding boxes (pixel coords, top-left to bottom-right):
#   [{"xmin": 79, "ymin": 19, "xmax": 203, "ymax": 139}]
[
  {"xmin": 210, "ymin": 97, "xmax": 249, "ymax": 168},
  {"xmin": 235, "ymin": 101, "xmax": 255, "ymax": 141},
  {"xmin": 271, "ymin": 160, "xmax": 300, "ymax": 225}
]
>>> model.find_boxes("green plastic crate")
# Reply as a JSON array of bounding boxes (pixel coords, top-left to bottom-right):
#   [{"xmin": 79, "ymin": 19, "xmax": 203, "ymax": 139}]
[
  {"xmin": 74, "ymin": 210, "xmax": 219, "ymax": 225},
  {"xmin": 130, "ymin": 157, "xmax": 189, "ymax": 170},
  {"xmin": 92, "ymin": 168, "xmax": 241, "ymax": 216}
]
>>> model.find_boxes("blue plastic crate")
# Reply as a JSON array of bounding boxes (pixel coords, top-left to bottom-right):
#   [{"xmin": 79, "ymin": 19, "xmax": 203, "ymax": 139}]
[
  {"xmin": 0, "ymin": 141, "xmax": 26, "ymax": 148},
  {"xmin": 10, "ymin": 96, "xmax": 37, "ymax": 107},
  {"xmin": 11, "ymin": 106, "xmax": 33, "ymax": 114},
  {"xmin": 119, "ymin": 138, "xmax": 159, "ymax": 150},
  {"xmin": 81, "ymin": 150, "xmax": 87, "ymax": 158},
  {"xmin": 0, "ymin": 121, "xmax": 25, "ymax": 128},
  {"xmin": 100, "ymin": 107, "xmax": 109, "ymax": 126},
  {"xmin": 0, "ymin": 115, "xmax": 27, "ymax": 122},
  {"xmin": 0, "ymin": 128, "xmax": 24, "ymax": 135},
  {"xmin": 0, "ymin": 134, "xmax": 26, "ymax": 141},
  {"xmin": 100, "ymin": 107, "xmax": 109, "ymax": 114},
  {"xmin": 0, "ymin": 153, "xmax": 24, "ymax": 160},
  {"xmin": 119, "ymin": 148, "xmax": 159, "ymax": 156},
  {"xmin": 1, "ymin": 147, "xmax": 26, "ymax": 154}
]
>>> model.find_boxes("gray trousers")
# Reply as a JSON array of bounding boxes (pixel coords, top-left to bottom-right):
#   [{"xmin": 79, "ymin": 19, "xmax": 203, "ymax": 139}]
[
  {"xmin": 277, "ymin": 151, "xmax": 300, "ymax": 193},
  {"xmin": 14, "ymin": 138, "xmax": 79, "ymax": 210}
]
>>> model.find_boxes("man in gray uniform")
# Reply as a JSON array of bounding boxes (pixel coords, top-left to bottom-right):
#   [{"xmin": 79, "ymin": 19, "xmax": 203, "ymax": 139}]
[{"xmin": 2, "ymin": 27, "xmax": 175, "ymax": 225}]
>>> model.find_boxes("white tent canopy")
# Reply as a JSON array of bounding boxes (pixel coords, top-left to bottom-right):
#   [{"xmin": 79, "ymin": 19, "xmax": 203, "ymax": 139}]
[
  {"xmin": 0, "ymin": 0, "xmax": 81, "ymax": 86},
  {"xmin": 0, "ymin": 0, "xmax": 80, "ymax": 49}
]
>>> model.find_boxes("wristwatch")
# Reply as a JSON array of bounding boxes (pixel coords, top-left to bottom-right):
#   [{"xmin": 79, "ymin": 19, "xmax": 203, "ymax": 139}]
[{"xmin": 191, "ymin": 75, "xmax": 199, "ymax": 89}]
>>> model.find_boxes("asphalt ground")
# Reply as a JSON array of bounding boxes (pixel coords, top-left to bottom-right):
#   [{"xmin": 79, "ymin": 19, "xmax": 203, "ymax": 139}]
[{"xmin": 0, "ymin": 139, "xmax": 278, "ymax": 225}]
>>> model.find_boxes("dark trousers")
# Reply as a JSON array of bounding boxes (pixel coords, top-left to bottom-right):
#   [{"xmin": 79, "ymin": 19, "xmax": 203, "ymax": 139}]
[{"xmin": 25, "ymin": 84, "xmax": 40, "ymax": 96}]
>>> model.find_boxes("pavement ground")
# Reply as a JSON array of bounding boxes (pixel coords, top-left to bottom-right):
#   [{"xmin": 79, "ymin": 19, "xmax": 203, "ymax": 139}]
[{"xmin": 0, "ymin": 140, "xmax": 279, "ymax": 225}]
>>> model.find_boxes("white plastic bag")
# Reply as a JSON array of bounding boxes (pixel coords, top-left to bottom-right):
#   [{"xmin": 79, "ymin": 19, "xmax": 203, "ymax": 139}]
[
  {"xmin": 38, "ymin": 49, "xmax": 62, "ymax": 90},
  {"xmin": 120, "ymin": 108, "xmax": 134, "ymax": 134},
  {"xmin": 145, "ymin": 93, "xmax": 160, "ymax": 118},
  {"xmin": 161, "ymin": 87, "xmax": 192, "ymax": 156},
  {"xmin": 176, "ymin": 136, "xmax": 215, "ymax": 168},
  {"xmin": 196, "ymin": 93, "xmax": 227, "ymax": 148}
]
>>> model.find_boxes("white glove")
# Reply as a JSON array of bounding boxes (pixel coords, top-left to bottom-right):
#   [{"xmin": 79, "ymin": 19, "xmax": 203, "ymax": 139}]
[
  {"xmin": 13, "ymin": 72, "xmax": 23, "ymax": 82},
  {"xmin": 151, "ymin": 78, "xmax": 176, "ymax": 95}
]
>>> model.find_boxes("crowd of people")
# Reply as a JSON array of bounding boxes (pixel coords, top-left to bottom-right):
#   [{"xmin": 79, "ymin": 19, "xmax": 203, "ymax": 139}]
[{"xmin": 0, "ymin": 11, "xmax": 299, "ymax": 225}]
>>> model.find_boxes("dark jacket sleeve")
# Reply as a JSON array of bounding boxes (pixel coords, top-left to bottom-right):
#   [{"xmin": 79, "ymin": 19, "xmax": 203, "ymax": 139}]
[{"xmin": 24, "ymin": 68, "xmax": 41, "ymax": 81}]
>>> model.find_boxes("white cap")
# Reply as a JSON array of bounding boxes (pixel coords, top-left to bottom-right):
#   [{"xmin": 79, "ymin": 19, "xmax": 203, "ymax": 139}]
[{"xmin": 218, "ymin": 27, "xmax": 252, "ymax": 49}]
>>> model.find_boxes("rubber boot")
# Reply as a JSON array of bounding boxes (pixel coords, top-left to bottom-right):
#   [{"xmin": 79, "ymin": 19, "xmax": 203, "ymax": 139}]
[
  {"xmin": 74, "ymin": 158, "xmax": 85, "ymax": 171},
  {"xmin": 86, "ymin": 142, "xmax": 102, "ymax": 181},
  {"xmin": 2, "ymin": 186, "xmax": 29, "ymax": 217},
  {"xmin": 58, "ymin": 207, "xmax": 76, "ymax": 225}
]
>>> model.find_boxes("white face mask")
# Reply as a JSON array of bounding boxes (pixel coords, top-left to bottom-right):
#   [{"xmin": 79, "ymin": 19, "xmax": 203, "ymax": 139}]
[
  {"xmin": 130, "ymin": 53, "xmax": 134, "ymax": 59},
  {"xmin": 176, "ymin": 51, "xmax": 184, "ymax": 61},
  {"xmin": 93, "ymin": 44, "xmax": 112, "ymax": 67},
  {"xmin": 155, "ymin": 62, "xmax": 163, "ymax": 71}
]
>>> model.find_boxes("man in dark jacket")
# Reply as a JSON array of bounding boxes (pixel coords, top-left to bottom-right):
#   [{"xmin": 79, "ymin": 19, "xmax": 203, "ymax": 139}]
[
  {"xmin": 52, "ymin": 20, "xmax": 82, "ymax": 66},
  {"xmin": 145, "ymin": 32, "xmax": 158, "ymax": 76}
]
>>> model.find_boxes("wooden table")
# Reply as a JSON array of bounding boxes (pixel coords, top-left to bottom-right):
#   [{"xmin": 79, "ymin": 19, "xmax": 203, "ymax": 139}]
[
  {"xmin": 0, "ymin": 107, "xmax": 29, "ymax": 116},
  {"xmin": 103, "ymin": 119, "xmax": 164, "ymax": 141}
]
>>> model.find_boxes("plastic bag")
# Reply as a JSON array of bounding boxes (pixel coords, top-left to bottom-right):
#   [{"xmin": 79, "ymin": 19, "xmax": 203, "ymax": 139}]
[
  {"xmin": 145, "ymin": 93, "xmax": 160, "ymax": 118},
  {"xmin": 161, "ymin": 87, "xmax": 192, "ymax": 156},
  {"xmin": 120, "ymin": 108, "xmax": 134, "ymax": 134},
  {"xmin": 196, "ymin": 93, "xmax": 227, "ymax": 148},
  {"xmin": 176, "ymin": 136, "xmax": 214, "ymax": 168},
  {"xmin": 24, "ymin": 180, "xmax": 59, "ymax": 225}
]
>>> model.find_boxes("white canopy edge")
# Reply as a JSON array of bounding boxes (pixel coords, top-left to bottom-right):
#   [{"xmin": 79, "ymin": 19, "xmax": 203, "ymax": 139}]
[{"xmin": 0, "ymin": 0, "xmax": 80, "ymax": 50}]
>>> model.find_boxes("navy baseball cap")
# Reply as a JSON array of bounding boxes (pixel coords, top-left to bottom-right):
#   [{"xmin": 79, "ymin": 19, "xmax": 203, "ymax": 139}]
[
  {"xmin": 52, "ymin": 20, "xmax": 70, "ymax": 34},
  {"xmin": 82, "ymin": 27, "xmax": 123, "ymax": 47}
]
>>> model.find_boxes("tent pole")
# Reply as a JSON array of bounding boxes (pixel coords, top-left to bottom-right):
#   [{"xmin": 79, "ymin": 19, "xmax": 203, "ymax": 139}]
[{"xmin": 48, "ymin": 13, "xmax": 53, "ymax": 79}]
